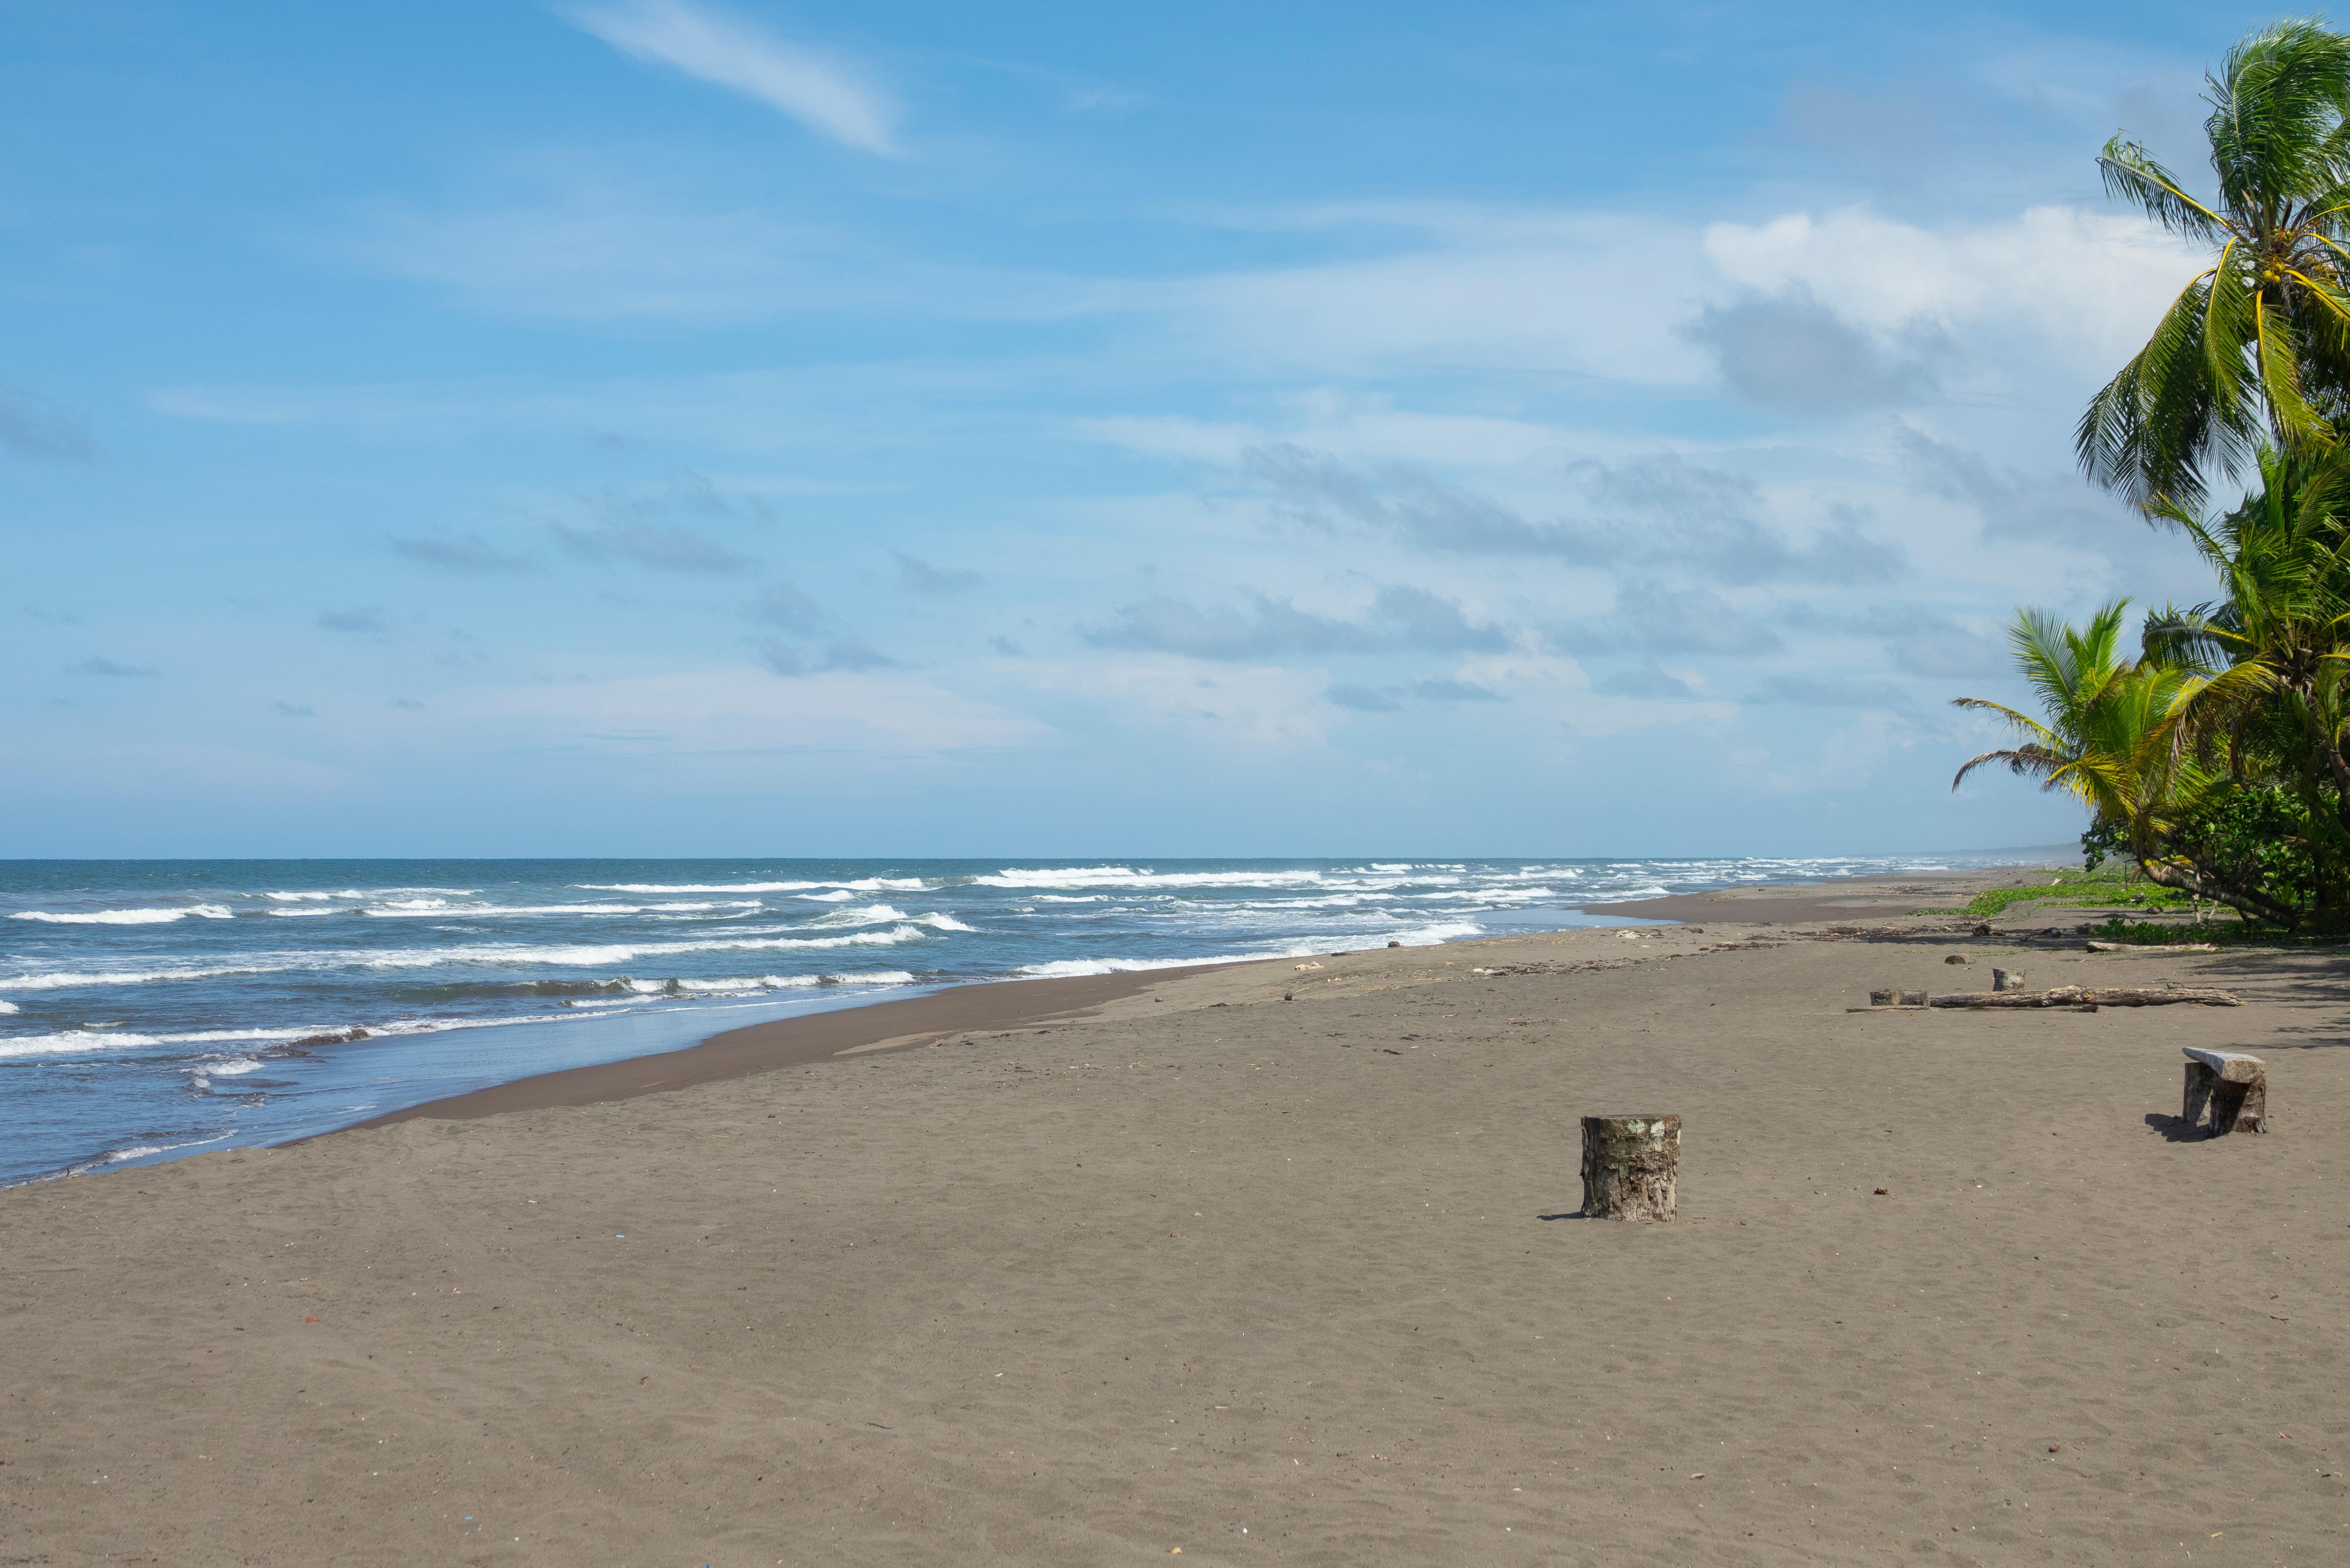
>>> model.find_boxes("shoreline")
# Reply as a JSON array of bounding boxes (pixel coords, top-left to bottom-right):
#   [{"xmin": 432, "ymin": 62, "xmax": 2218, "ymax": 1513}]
[
  {"xmin": 335, "ymin": 860, "xmax": 2066, "ymax": 1135},
  {"xmin": 330, "ymin": 961, "xmax": 1245, "ymax": 1132}
]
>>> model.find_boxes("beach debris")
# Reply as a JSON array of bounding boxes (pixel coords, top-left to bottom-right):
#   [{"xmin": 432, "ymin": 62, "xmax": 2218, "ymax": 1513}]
[
  {"xmin": 1992, "ymin": 968, "xmax": 2026, "ymax": 992},
  {"xmin": 1580, "ymin": 1114, "xmax": 1679, "ymax": 1222},
  {"xmin": 1944, "ymin": 954, "xmax": 1970, "ymax": 965},
  {"xmin": 2182, "ymin": 1048, "xmax": 2267, "ymax": 1135},
  {"xmin": 1868, "ymin": 988, "xmax": 1929, "ymax": 1007},
  {"xmin": 2087, "ymin": 940, "xmax": 2219, "ymax": 953},
  {"xmin": 1387, "ymin": 940, "xmax": 1401, "ymax": 948},
  {"xmin": 1928, "ymin": 985, "xmax": 2240, "ymax": 1009},
  {"xmin": 1293, "ymin": 962, "xmax": 1323, "ymax": 972},
  {"xmin": 1873, "ymin": 1187, "xmax": 1890, "ymax": 1196},
  {"xmin": 1972, "ymin": 923, "xmax": 1994, "ymax": 936}
]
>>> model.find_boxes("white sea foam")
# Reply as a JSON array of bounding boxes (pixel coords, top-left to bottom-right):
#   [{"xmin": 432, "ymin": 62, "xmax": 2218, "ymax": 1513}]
[
  {"xmin": 578, "ymin": 878, "xmax": 931, "ymax": 893},
  {"xmin": 913, "ymin": 912, "xmax": 974, "ymax": 931},
  {"xmin": 0, "ymin": 964, "xmax": 272, "ymax": 992},
  {"xmin": 0, "ymin": 1026, "xmax": 330, "ymax": 1059},
  {"xmin": 1008, "ymin": 952, "xmax": 1278, "ymax": 979},
  {"xmin": 357, "ymin": 900, "xmax": 760, "ymax": 918},
  {"xmin": 0, "ymin": 924, "xmax": 940, "ymax": 995},
  {"xmin": 0, "ymin": 1001, "xmax": 16, "ymax": 1014},
  {"xmin": 605, "ymin": 970, "xmax": 922, "ymax": 997},
  {"xmin": 265, "ymin": 891, "xmax": 334, "ymax": 902},
  {"xmin": 11, "ymin": 903, "xmax": 235, "ymax": 925},
  {"xmin": 197, "ymin": 1058, "xmax": 266, "ymax": 1077},
  {"xmin": 974, "ymin": 866, "xmax": 1437, "ymax": 892},
  {"xmin": 795, "ymin": 890, "xmax": 858, "ymax": 901}
]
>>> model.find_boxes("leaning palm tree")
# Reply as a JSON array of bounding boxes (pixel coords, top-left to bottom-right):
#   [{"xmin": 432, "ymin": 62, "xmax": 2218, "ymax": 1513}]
[
  {"xmin": 1952, "ymin": 603, "xmax": 2209, "ymax": 857},
  {"xmin": 2078, "ymin": 19, "xmax": 2350, "ymax": 514}
]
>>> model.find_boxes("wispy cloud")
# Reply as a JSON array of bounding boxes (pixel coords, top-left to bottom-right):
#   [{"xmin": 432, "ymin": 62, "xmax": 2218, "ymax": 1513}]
[
  {"xmin": 758, "ymin": 639, "xmax": 896, "ymax": 676},
  {"xmin": 553, "ymin": 520, "xmax": 756, "ymax": 574},
  {"xmin": 68, "ymin": 656, "xmax": 158, "ymax": 678},
  {"xmin": 891, "ymin": 551, "xmax": 981, "ymax": 593},
  {"xmin": 741, "ymin": 582, "xmax": 895, "ymax": 674},
  {"xmin": 560, "ymin": 0, "xmax": 898, "ymax": 154},
  {"xmin": 390, "ymin": 533, "xmax": 536, "ymax": 573},
  {"xmin": 0, "ymin": 386, "xmax": 94, "ymax": 460},
  {"xmin": 1086, "ymin": 585, "xmax": 1511, "ymax": 661},
  {"xmin": 1327, "ymin": 675, "xmax": 1504, "ymax": 712},
  {"xmin": 1246, "ymin": 446, "xmax": 1907, "ymax": 586}
]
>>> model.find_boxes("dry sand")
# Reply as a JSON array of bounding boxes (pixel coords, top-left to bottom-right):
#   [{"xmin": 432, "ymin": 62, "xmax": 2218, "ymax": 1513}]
[{"xmin": 6, "ymin": 876, "xmax": 2349, "ymax": 1565}]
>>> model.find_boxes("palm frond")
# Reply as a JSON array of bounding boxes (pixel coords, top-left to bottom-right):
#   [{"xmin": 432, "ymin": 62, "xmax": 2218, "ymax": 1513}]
[{"xmin": 2096, "ymin": 137, "xmax": 2226, "ymax": 240}]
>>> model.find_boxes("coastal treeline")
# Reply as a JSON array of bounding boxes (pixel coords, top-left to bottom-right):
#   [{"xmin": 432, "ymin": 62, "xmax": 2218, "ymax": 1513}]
[{"xmin": 1959, "ymin": 19, "xmax": 2350, "ymax": 933}]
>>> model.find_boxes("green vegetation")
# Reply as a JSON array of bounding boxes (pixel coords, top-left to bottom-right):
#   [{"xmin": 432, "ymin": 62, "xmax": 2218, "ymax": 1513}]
[
  {"xmin": 2079, "ymin": 20, "xmax": 2350, "ymax": 512},
  {"xmin": 1954, "ymin": 20, "xmax": 2350, "ymax": 936},
  {"xmin": 1909, "ymin": 866, "xmax": 2195, "ymax": 920},
  {"xmin": 2083, "ymin": 916, "xmax": 2297, "ymax": 945}
]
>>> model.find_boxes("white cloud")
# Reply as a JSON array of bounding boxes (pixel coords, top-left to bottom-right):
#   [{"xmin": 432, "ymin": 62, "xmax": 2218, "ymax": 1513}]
[
  {"xmin": 1702, "ymin": 206, "xmax": 2203, "ymax": 378},
  {"xmin": 561, "ymin": 0, "xmax": 898, "ymax": 154},
  {"xmin": 1136, "ymin": 213, "xmax": 1712, "ymax": 382},
  {"xmin": 1017, "ymin": 654, "xmax": 1338, "ymax": 748},
  {"xmin": 411, "ymin": 665, "xmax": 1038, "ymax": 761},
  {"xmin": 326, "ymin": 171, "xmax": 870, "ymax": 321}
]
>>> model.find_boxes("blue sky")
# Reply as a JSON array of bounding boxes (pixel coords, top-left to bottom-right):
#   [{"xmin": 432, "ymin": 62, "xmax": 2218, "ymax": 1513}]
[{"xmin": 0, "ymin": 0, "xmax": 2278, "ymax": 856}]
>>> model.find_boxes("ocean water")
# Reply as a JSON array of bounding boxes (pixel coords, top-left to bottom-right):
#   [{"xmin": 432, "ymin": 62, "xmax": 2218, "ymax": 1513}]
[{"xmin": 0, "ymin": 853, "xmax": 2050, "ymax": 1184}]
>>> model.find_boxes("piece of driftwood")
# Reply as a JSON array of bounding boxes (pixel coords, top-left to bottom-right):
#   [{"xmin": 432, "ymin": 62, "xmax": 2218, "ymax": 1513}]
[
  {"xmin": 1929, "ymin": 984, "xmax": 2240, "ymax": 1009},
  {"xmin": 2086, "ymin": 940, "xmax": 2219, "ymax": 953},
  {"xmin": 2181, "ymin": 1048, "xmax": 2267, "ymax": 1135},
  {"xmin": 1581, "ymin": 1115, "xmax": 1679, "ymax": 1221},
  {"xmin": 1868, "ymin": 988, "xmax": 1928, "ymax": 1006},
  {"xmin": 1992, "ymin": 967, "xmax": 2026, "ymax": 991}
]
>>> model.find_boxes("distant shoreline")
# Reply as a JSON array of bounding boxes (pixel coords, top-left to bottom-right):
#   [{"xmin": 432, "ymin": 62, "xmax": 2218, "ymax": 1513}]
[{"xmin": 327, "ymin": 861, "xmax": 2056, "ymax": 1132}]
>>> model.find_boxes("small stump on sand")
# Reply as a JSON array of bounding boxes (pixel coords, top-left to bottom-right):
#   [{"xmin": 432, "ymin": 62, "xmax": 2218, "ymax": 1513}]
[
  {"xmin": 1993, "ymin": 967, "xmax": 2026, "ymax": 992},
  {"xmin": 2182, "ymin": 1048, "xmax": 2267, "ymax": 1135},
  {"xmin": 1581, "ymin": 1115, "xmax": 1679, "ymax": 1221}
]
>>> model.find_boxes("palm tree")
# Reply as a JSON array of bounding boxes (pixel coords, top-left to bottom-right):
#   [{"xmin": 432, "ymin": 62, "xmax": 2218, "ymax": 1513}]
[
  {"xmin": 2145, "ymin": 448, "xmax": 2350, "ymax": 792},
  {"xmin": 2137, "ymin": 449, "xmax": 2350, "ymax": 925},
  {"xmin": 1951, "ymin": 603, "xmax": 2210, "ymax": 860},
  {"xmin": 2077, "ymin": 19, "xmax": 2350, "ymax": 514}
]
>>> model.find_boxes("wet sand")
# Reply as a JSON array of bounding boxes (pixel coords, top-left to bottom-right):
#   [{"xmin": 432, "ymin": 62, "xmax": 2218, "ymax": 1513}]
[{"xmin": 7, "ymin": 874, "xmax": 2349, "ymax": 1564}]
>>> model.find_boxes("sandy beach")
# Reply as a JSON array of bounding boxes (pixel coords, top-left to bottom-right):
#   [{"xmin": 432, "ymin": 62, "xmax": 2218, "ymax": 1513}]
[{"xmin": 7, "ymin": 865, "xmax": 2348, "ymax": 1565}]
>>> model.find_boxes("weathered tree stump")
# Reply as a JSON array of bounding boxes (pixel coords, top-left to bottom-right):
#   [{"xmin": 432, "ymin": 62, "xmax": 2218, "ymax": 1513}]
[
  {"xmin": 1993, "ymin": 968, "xmax": 2026, "ymax": 992},
  {"xmin": 1581, "ymin": 1115, "xmax": 1679, "ymax": 1221},
  {"xmin": 2182, "ymin": 1048, "xmax": 2267, "ymax": 1135}
]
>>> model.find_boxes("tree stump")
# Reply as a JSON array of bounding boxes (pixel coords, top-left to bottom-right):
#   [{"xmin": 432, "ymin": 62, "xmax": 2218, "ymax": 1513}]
[
  {"xmin": 2182, "ymin": 1049, "xmax": 2267, "ymax": 1135},
  {"xmin": 1993, "ymin": 968, "xmax": 2026, "ymax": 992},
  {"xmin": 1581, "ymin": 1115, "xmax": 1679, "ymax": 1221}
]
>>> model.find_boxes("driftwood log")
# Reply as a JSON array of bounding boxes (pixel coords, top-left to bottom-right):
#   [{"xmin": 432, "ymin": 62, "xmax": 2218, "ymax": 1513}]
[
  {"xmin": 1581, "ymin": 1115, "xmax": 1679, "ymax": 1221},
  {"xmin": 1868, "ymin": 988, "xmax": 1928, "ymax": 1006},
  {"xmin": 1928, "ymin": 985, "xmax": 2239, "ymax": 1009},
  {"xmin": 2182, "ymin": 1048, "xmax": 2267, "ymax": 1135}
]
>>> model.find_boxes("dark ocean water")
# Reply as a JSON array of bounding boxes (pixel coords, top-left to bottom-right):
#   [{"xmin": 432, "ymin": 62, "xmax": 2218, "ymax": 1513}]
[{"xmin": 0, "ymin": 852, "xmax": 2055, "ymax": 1184}]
